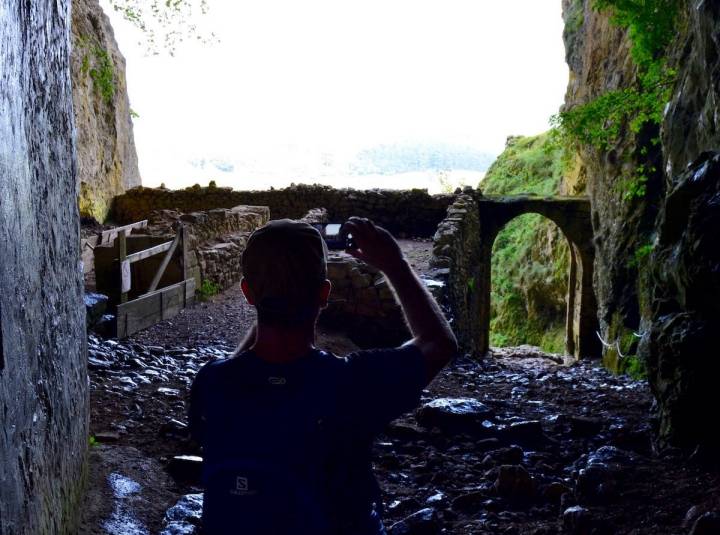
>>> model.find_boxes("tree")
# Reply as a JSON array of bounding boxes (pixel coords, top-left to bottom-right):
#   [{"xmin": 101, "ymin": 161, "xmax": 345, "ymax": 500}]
[{"xmin": 106, "ymin": 0, "xmax": 216, "ymax": 55}]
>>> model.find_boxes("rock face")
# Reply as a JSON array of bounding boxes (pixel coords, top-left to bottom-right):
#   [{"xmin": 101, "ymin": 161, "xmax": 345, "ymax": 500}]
[
  {"xmin": 662, "ymin": 1, "xmax": 720, "ymax": 180},
  {"xmin": 0, "ymin": 1, "xmax": 88, "ymax": 533},
  {"xmin": 563, "ymin": 1, "xmax": 720, "ymax": 447},
  {"xmin": 561, "ymin": 0, "xmax": 663, "ymax": 371},
  {"xmin": 641, "ymin": 153, "xmax": 720, "ymax": 448},
  {"xmin": 72, "ymin": 0, "xmax": 140, "ymax": 222}
]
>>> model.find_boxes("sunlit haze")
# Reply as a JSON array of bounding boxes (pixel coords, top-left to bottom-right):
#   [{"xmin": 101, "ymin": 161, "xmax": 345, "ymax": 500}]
[{"xmin": 101, "ymin": 0, "xmax": 569, "ymax": 192}]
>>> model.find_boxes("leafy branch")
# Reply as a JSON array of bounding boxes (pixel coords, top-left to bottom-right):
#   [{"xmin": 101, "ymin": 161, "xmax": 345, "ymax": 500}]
[{"xmin": 106, "ymin": 0, "xmax": 217, "ymax": 56}]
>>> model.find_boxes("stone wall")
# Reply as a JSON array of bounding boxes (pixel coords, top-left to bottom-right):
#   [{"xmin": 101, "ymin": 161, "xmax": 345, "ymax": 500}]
[
  {"xmin": 111, "ymin": 184, "xmax": 454, "ymax": 237},
  {"xmin": 322, "ymin": 254, "xmax": 408, "ymax": 348},
  {"xmin": 0, "ymin": 2, "xmax": 88, "ymax": 533},
  {"xmin": 430, "ymin": 193, "xmax": 482, "ymax": 355},
  {"xmin": 72, "ymin": 0, "xmax": 141, "ymax": 222},
  {"xmin": 145, "ymin": 206, "xmax": 270, "ymax": 291}
]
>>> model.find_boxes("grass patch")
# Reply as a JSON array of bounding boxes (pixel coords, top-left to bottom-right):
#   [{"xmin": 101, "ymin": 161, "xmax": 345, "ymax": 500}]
[{"xmin": 197, "ymin": 279, "xmax": 221, "ymax": 301}]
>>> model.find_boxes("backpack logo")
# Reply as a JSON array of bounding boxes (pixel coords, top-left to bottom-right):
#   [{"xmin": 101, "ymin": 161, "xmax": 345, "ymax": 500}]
[{"xmin": 230, "ymin": 476, "xmax": 256, "ymax": 496}]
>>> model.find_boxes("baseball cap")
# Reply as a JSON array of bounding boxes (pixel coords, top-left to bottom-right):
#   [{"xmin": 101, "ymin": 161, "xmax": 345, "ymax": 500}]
[{"xmin": 242, "ymin": 219, "xmax": 328, "ymax": 317}]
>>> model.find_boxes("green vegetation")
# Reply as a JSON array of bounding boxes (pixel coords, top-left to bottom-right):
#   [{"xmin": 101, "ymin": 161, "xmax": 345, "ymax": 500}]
[
  {"xmin": 552, "ymin": 0, "xmax": 679, "ymax": 198},
  {"xmin": 622, "ymin": 355, "xmax": 648, "ymax": 380},
  {"xmin": 629, "ymin": 241, "xmax": 654, "ymax": 268},
  {"xmin": 107, "ymin": 0, "xmax": 216, "ymax": 56},
  {"xmin": 197, "ymin": 279, "xmax": 221, "ymax": 300},
  {"xmin": 482, "ymin": 132, "xmax": 566, "ymax": 196},
  {"xmin": 89, "ymin": 47, "xmax": 116, "ymax": 104},
  {"xmin": 483, "ymin": 131, "xmax": 570, "ymax": 353},
  {"xmin": 78, "ymin": 36, "xmax": 116, "ymax": 104},
  {"xmin": 88, "ymin": 435, "xmax": 98, "ymax": 447}
]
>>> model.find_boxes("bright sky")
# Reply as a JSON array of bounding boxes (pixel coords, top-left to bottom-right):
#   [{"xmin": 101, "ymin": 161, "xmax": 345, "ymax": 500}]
[{"xmin": 102, "ymin": 0, "xmax": 569, "ymax": 190}]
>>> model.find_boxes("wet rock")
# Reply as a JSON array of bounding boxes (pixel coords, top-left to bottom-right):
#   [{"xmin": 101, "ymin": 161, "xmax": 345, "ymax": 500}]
[
  {"xmin": 160, "ymin": 419, "xmax": 190, "ymax": 439},
  {"xmin": 542, "ymin": 482, "xmax": 571, "ymax": 504},
  {"xmin": 85, "ymin": 293, "xmax": 109, "ymax": 327},
  {"xmin": 416, "ymin": 398, "xmax": 495, "ymax": 435},
  {"xmin": 482, "ymin": 445, "xmax": 524, "ymax": 466},
  {"xmin": 561, "ymin": 506, "xmax": 593, "ymax": 535},
  {"xmin": 574, "ymin": 447, "xmax": 637, "ymax": 503},
  {"xmin": 387, "ymin": 497, "xmax": 422, "ymax": 516},
  {"xmin": 568, "ymin": 416, "xmax": 604, "ymax": 438},
  {"xmin": 161, "ymin": 493, "xmax": 203, "ymax": 535},
  {"xmin": 689, "ymin": 512, "xmax": 720, "ymax": 535},
  {"xmin": 167, "ymin": 455, "xmax": 203, "ymax": 484},
  {"xmin": 643, "ymin": 152, "xmax": 720, "ymax": 448},
  {"xmin": 388, "ymin": 507, "xmax": 441, "ymax": 535},
  {"xmin": 451, "ymin": 491, "xmax": 486, "ymax": 513},
  {"xmin": 494, "ymin": 464, "xmax": 534, "ymax": 501},
  {"xmin": 501, "ymin": 420, "xmax": 546, "ymax": 445},
  {"xmin": 386, "ymin": 422, "xmax": 427, "ymax": 440},
  {"xmin": 94, "ymin": 431, "xmax": 120, "ymax": 443}
]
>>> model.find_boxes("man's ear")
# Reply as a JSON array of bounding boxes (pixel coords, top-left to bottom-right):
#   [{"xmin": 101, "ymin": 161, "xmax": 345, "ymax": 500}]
[
  {"xmin": 319, "ymin": 279, "xmax": 332, "ymax": 309},
  {"xmin": 240, "ymin": 278, "xmax": 256, "ymax": 305}
]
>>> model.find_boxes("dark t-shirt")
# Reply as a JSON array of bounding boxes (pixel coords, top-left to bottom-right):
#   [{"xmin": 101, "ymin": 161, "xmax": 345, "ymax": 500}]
[{"xmin": 189, "ymin": 344, "xmax": 426, "ymax": 534}]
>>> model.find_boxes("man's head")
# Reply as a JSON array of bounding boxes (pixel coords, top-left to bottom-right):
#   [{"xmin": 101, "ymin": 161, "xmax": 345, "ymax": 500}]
[{"xmin": 241, "ymin": 219, "xmax": 331, "ymax": 327}]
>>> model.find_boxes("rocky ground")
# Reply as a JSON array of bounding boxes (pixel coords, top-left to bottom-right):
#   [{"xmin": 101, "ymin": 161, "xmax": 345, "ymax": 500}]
[{"xmin": 79, "ymin": 241, "xmax": 720, "ymax": 535}]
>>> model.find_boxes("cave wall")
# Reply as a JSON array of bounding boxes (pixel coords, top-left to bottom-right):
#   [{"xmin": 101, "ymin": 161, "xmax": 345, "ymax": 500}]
[
  {"xmin": 641, "ymin": 1, "xmax": 720, "ymax": 449},
  {"xmin": 0, "ymin": 1, "xmax": 88, "ymax": 533},
  {"xmin": 561, "ymin": 0, "xmax": 665, "ymax": 371},
  {"xmin": 563, "ymin": 0, "xmax": 720, "ymax": 448},
  {"xmin": 72, "ymin": 0, "xmax": 140, "ymax": 223}
]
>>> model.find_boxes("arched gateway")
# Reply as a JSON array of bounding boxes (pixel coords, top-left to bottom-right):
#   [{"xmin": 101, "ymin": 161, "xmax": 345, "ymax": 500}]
[
  {"xmin": 479, "ymin": 196, "xmax": 600, "ymax": 358},
  {"xmin": 437, "ymin": 194, "xmax": 601, "ymax": 359}
]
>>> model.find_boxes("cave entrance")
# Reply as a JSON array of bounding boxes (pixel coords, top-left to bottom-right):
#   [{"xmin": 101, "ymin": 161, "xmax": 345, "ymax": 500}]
[{"xmin": 471, "ymin": 196, "xmax": 601, "ymax": 359}]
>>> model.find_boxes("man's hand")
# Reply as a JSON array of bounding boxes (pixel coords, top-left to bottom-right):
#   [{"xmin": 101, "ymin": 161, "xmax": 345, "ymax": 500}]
[
  {"xmin": 342, "ymin": 217, "xmax": 405, "ymax": 275},
  {"xmin": 342, "ymin": 216, "xmax": 458, "ymax": 383}
]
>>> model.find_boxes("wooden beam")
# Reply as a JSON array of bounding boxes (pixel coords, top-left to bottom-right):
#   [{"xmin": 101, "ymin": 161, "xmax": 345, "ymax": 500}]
[
  {"xmin": 148, "ymin": 229, "xmax": 182, "ymax": 293},
  {"xmin": 125, "ymin": 239, "xmax": 174, "ymax": 265},
  {"xmin": 100, "ymin": 220, "xmax": 148, "ymax": 246}
]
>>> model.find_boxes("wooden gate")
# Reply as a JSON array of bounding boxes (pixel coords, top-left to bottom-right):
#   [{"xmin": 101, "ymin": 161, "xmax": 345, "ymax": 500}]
[{"xmin": 115, "ymin": 225, "xmax": 196, "ymax": 338}]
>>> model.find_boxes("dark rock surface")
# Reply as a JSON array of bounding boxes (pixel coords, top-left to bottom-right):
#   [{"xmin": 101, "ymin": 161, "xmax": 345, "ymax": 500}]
[
  {"xmin": 0, "ymin": 1, "xmax": 88, "ymax": 533},
  {"xmin": 642, "ymin": 153, "xmax": 720, "ymax": 448},
  {"xmin": 663, "ymin": 1, "xmax": 720, "ymax": 180}
]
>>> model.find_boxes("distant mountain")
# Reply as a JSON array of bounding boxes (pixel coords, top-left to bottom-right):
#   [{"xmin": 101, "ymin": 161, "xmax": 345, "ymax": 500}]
[
  {"xmin": 190, "ymin": 158, "xmax": 235, "ymax": 173},
  {"xmin": 351, "ymin": 143, "xmax": 496, "ymax": 175}
]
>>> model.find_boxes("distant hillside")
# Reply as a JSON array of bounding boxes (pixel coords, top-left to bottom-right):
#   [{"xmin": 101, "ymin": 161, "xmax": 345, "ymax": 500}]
[{"xmin": 351, "ymin": 143, "xmax": 495, "ymax": 175}]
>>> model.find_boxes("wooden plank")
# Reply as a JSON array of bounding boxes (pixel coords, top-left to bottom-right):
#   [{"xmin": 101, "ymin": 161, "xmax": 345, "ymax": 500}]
[
  {"xmin": 116, "ymin": 279, "xmax": 195, "ymax": 338},
  {"xmin": 125, "ymin": 239, "xmax": 174, "ymax": 265},
  {"xmin": 100, "ymin": 220, "xmax": 148, "ymax": 246},
  {"xmin": 81, "ymin": 236, "xmax": 99, "ymax": 274},
  {"xmin": 148, "ymin": 230, "xmax": 182, "ymax": 292},
  {"xmin": 118, "ymin": 231, "xmax": 128, "ymax": 304}
]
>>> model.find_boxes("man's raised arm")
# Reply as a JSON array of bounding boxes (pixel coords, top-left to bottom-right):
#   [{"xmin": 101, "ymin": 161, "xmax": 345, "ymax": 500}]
[{"xmin": 343, "ymin": 217, "xmax": 458, "ymax": 382}]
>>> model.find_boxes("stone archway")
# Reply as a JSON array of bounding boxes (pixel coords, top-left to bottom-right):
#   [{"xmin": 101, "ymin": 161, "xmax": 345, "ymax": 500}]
[{"xmin": 473, "ymin": 195, "xmax": 600, "ymax": 359}]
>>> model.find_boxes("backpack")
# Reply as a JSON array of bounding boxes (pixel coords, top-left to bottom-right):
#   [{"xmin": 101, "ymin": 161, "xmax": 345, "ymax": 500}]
[{"xmin": 197, "ymin": 350, "xmax": 382, "ymax": 535}]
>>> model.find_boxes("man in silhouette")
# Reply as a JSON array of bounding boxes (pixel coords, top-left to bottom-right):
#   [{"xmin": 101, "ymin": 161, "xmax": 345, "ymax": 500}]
[{"xmin": 190, "ymin": 216, "xmax": 457, "ymax": 534}]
